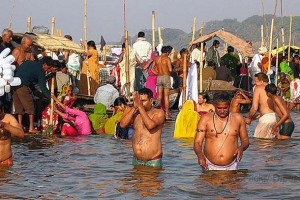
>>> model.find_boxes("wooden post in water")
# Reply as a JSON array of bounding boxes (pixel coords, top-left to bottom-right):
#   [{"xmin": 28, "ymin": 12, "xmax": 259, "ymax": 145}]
[
  {"xmin": 261, "ymin": 25, "xmax": 265, "ymax": 47},
  {"xmin": 152, "ymin": 11, "xmax": 155, "ymax": 51},
  {"xmin": 84, "ymin": 0, "xmax": 91, "ymax": 96},
  {"xmin": 27, "ymin": 16, "xmax": 31, "ymax": 32},
  {"xmin": 199, "ymin": 42, "xmax": 204, "ymax": 93},
  {"xmin": 275, "ymin": 38, "xmax": 279, "ymax": 86},
  {"xmin": 125, "ymin": 31, "xmax": 131, "ymax": 101},
  {"xmin": 281, "ymin": 27, "xmax": 285, "ymax": 56},
  {"xmin": 182, "ymin": 53, "xmax": 187, "ymax": 104},
  {"xmin": 49, "ymin": 78, "xmax": 55, "ymax": 126},
  {"xmin": 191, "ymin": 17, "xmax": 196, "ymax": 42},
  {"xmin": 267, "ymin": 19, "xmax": 274, "ymax": 78},
  {"xmin": 288, "ymin": 15, "xmax": 292, "ymax": 63}
]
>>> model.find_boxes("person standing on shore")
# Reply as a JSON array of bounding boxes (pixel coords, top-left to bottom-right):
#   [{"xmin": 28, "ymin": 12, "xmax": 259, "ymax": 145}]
[
  {"xmin": 245, "ymin": 73, "xmax": 276, "ymax": 139},
  {"xmin": 0, "ymin": 100, "xmax": 25, "ymax": 166},
  {"xmin": 194, "ymin": 92, "xmax": 249, "ymax": 170},
  {"xmin": 120, "ymin": 88, "xmax": 165, "ymax": 167}
]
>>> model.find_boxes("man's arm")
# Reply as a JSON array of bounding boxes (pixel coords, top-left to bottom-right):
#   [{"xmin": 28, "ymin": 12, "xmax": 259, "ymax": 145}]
[
  {"xmin": 246, "ymin": 87, "xmax": 260, "ymax": 123},
  {"xmin": 239, "ymin": 91, "xmax": 251, "ymax": 105},
  {"xmin": 193, "ymin": 115, "xmax": 208, "ymax": 169},
  {"xmin": 272, "ymin": 97, "xmax": 289, "ymax": 132},
  {"xmin": 235, "ymin": 114, "xmax": 249, "ymax": 162},
  {"xmin": 119, "ymin": 107, "xmax": 136, "ymax": 128},
  {"xmin": 38, "ymin": 67, "xmax": 50, "ymax": 100},
  {"xmin": 167, "ymin": 58, "xmax": 172, "ymax": 73},
  {"xmin": 137, "ymin": 106, "xmax": 165, "ymax": 131},
  {"xmin": 1, "ymin": 114, "xmax": 24, "ymax": 138}
]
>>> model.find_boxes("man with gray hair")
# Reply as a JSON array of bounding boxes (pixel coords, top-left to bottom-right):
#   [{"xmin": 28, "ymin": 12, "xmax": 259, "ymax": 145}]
[
  {"xmin": 94, "ymin": 76, "xmax": 120, "ymax": 108},
  {"xmin": 12, "ymin": 35, "xmax": 35, "ymax": 67},
  {"xmin": 0, "ymin": 28, "xmax": 14, "ymax": 53}
]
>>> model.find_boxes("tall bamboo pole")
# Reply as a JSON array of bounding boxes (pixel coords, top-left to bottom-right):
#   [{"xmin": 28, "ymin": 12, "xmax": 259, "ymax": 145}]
[
  {"xmin": 199, "ymin": 21, "xmax": 204, "ymax": 37},
  {"xmin": 288, "ymin": 15, "xmax": 292, "ymax": 63},
  {"xmin": 27, "ymin": 16, "xmax": 31, "ymax": 32},
  {"xmin": 125, "ymin": 31, "xmax": 130, "ymax": 101},
  {"xmin": 275, "ymin": 38, "xmax": 279, "ymax": 86},
  {"xmin": 49, "ymin": 78, "xmax": 55, "ymax": 126},
  {"xmin": 191, "ymin": 17, "xmax": 196, "ymax": 42},
  {"xmin": 152, "ymin": 11, "xmax": 155, "ymax": 51},
  {"xmin": 261, "ymin": 25, "xmax": 265, "ymax": 47},
  {"xmin": 158, "ymin": 27, "xmax": 163, "ymax": 45},
  {"xmin": 182, "ymin": 53, "xmax": 187, "ymax": 104},
  {"xmin": 281, "ymin": 27, "xmax": 285, "ymax": 56},
  {"xmin": 199, "ymin": 42, "xmax": 204, "ymax": 93},
  {"xmin": 51, "ymin": 17, "xmax": 55, "ymax": 35},
  {"xmin": 84, "ymin": 0, "xmax": 91, "ymax": 96},
  {"xmin": 267, "ymin": 18, "xmax": 274, "ymax": 78}
]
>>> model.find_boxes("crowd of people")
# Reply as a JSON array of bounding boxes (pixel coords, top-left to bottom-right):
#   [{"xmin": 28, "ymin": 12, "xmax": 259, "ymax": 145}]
[{"xmin": 0, "ymin": 27, "xmax": 299, "ymax": 171}]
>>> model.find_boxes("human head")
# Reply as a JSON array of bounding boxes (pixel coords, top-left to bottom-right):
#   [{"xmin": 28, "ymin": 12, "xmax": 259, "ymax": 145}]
[
  {"xmin": 258, "ymin": 46, "xmax": 267, "ymax": 55},
  {"xmin": 198, "ymin": 92, "xmax": 210, "ymax": 104},
  {"xmin": 73, "ymin": 101, "xmax": 84, "ymax": 111},
  {"xmin": 293, "ymin": 55, "xmax": 300, "ymax": 64},
  {"xmin": 279, "ymin": 72, "xmax": 287, "ymax": 81},
  {"xmin": 161, "ymin": 46, "xmax": 168, "ymax": 54},
  {"xmin": 138, "ymin": 31, "xmax": 145, "ymax": 38},
  {"xmin": 213, "ymin": 40, "xmax": 220, "ymax": 48},
  {"xmin": 106, "ymin": 76, "xmax": 116, "ymax": 85},
  {"xmin": 40, "ymin": 56, "xmax": 56, "ymax": 72},
  {"xmin": 87, "ymin": 40, "xmax": 96, "ymax": 50},
  {"xmin": 138, "ymin": 88, "xmax": 153, "ymax": 111},
  {"xmin": 21, "ymin": 35, "xmax": 33, "ymax": 52},
  {"xmin": 213, "ymin": 91, "xmax": 231, "ymax": 118},
  {"xmin": 265, "ymin": 83, "xmax": 277, "ymax": 97},
  {"xmin": 180, "ymin": 48, "xmax": 188, "ymax": 56},
  {"xmin": 114, "ymin": 97, "xmax": 127, "ymax": 111},
  {"xmin": 281, "ymin": 56, "xmax": 288, "ymax": 62},
  {"xmin": 227, "ymin": 46, "xmax": 234, "ymax": 53},
  {"xmin": 254, "ymin": 72, "xmax": 269, "ymax": 86},
  {"xmin": 294, "ymin": 72, "xmax": 300, "ymax": 79},
  {"xmin": 1, "ymin": 28, "xmax": 13, "ymax": 43},
  {"xmin": 64, "ymin": 35, "xmax": 73, "ymax": 41}
]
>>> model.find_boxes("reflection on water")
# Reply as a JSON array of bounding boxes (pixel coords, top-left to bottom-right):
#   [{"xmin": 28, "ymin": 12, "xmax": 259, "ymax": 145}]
[{"xmin": 0, "ymin": 112, "xmax": 300, "ymax": 199}]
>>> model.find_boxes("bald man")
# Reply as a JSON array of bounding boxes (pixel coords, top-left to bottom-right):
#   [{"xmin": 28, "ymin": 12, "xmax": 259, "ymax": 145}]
[{"xmin": 12, "ymin": 35, "xmax": 35, "ymax": 67}]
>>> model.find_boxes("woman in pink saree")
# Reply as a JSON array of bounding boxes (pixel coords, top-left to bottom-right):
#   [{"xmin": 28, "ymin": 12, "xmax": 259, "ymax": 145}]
[{"xmin": 144, "ymin": 51, "xmax": 158, "ymax": 98}]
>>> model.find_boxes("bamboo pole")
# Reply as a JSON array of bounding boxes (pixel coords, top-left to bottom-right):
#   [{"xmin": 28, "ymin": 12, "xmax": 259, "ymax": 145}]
[
  {"xmin": 275, "ymin": 38, "xmax": 279, "ymax": 86},
  {"xmin": 267, "ymin": 18, "xmax": 274, "ymax": 77},
  {"xmin": 199, "ymin": 42, "xmax": 204, "ymax": 93},
  {"xmin": 152, "ymin": 11, "xmax": 155, "ymax": 51},
  {"xmin": 158, "ymin": 27, "xmax": 163, "ymax": 45},
  {"xmin": 51, "ymin": 17, "xmax": 55, "ymax": 35},
  {"xmin": 27, "ymin": 16, "xmax": 31, "ymax": 32},
  {"xmin": 182, "ymin": 53, "xmax": 187, "ymax": 104},
  {"xmin": 288, "ymin": 15, "xmax": 292, "ymax": 63},
  {"xmin": 281, "ymin": 27, "xmax": 285, "ymax": 56},
  {"xmin": 199, "ymin": 21, "xmax": 204, "ymax": 37},
  {"xmin": 49, "ymin": 78, "xmax": 55, "ymax": 126},
  {"xmin": 103, "ymin": 46, "xmax": 107, "ymax": 62},
  {"xmin": 125, "ymin": 31, "xmax": 130, "ymax": 101},
  {"xmin": 84, "ymin": 0, "xmax": 91, "ymax": 96},
  {"xmin": 191, "ymin": 17, "xmax": 196, "ymax": 42},
  {"xmin": 261, "ymin": 25, "xmax": 265, "ymax": 47}
]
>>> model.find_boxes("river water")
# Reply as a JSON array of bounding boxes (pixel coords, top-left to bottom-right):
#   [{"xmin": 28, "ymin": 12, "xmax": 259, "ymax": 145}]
[{"xmin": 1, "ymin": 111, "xmax": 300, "ymax": 199}]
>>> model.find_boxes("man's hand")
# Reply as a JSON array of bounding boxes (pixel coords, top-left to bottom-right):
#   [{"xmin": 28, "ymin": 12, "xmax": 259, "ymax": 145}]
[
  {"xmin": 133, "ymin": 92, "xmax": 142, "ymax": 109},
  {"xmin": 245, "ymin": 118, "xmax": 251, "ymax": 125},
  {"xmin": 197, "ymin": 156, "xmax": 208, "ymax": 170},
  {"xmin": 234, "ymin": 146, "xmax": 244, "ymax": 162},
  {"xmin": 271, "ymin": 125, "xmax": 279, "ymax": 135}
]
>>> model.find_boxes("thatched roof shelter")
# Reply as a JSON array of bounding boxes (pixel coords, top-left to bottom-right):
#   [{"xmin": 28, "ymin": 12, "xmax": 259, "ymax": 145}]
[
  {"xmin": 13, "ymin": 33, "xmax": 85, "ymax": 54},
  {"xmin": 192, "ymin": 29, "xmax": 253, "ymax": 58}
]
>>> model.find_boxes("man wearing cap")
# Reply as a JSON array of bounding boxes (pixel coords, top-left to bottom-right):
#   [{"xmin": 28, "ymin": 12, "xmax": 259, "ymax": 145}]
[
  {"xmin": 94, "ymin": 76, "xmax": 119, "ymax": 109},
  {"xmin": 249, "ymin": 46, "xmax": 267, "ymax": 81}
]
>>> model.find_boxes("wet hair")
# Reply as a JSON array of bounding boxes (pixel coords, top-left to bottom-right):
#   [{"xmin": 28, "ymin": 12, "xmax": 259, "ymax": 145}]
[
  {"xmin": 255, "ymin": 72, "xmax": 269, "ymax": 83},
  {"xmin": 180, "ymin": 48, "xmax": 187, "ymax": 56},
  {"xmin": 161, "ymin": 46, "xmax": 168, "ymax": 54},
  {"xmin": 213, "ymin": 91, "xmax": 231, "ymax": 104},
  {"xmin": 138, "ymin": 88, "xmax": 153, "ymax": 99},
  {"xmin": 265, "ymin": 83, "xmax": 277, "ymax": 95},
  {"xmin": 138, "ymin": 31, "xmax": 145, "ymax": 38},
  {"xmin": 213, "ymin": 40, "xmax": 220, "ymax": 46},
  {"xmin": 114, "ymin": 97, "xmax": 127, "ymax": 107},
  {"xmin": 40, "ymin": 56, "xmax": 56, "ymax": 67},
  {"xmin": 166, "ymin": 45, "xmax": 173, "ymax": 54},
  {"xmin": 199, "ymin": 92, "xmax": 210, "ymax": 102},
  {"xmin": 227, "ymin": 46, "xmax": 234, "ymax": 53},
  {"xmin": 87, "ymin": 40, "xmax": 96, "ymax": 50}
]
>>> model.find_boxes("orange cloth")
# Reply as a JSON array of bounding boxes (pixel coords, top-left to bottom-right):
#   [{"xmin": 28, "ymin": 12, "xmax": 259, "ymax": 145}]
[
  {"xmin": 261, "ymin": 52, "xmax": 270, "ymax": 72},
  {"xmin": 80, "ymin": 48, "xmax": 100, "ymax": 95}
]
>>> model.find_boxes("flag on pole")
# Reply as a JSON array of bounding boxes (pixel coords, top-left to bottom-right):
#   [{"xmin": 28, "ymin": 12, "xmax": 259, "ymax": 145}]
[{"xmin": 100, "ymin": 35, "xmax": 106, "ymax": 50}]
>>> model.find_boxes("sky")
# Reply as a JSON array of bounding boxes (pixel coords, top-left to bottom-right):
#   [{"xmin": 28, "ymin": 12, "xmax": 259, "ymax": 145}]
[{"xmin": 1, "ymin": 0, "xmax": 299, "ymax": 44}]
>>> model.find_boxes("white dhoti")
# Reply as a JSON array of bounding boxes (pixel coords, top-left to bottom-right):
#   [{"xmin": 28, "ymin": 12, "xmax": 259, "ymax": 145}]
[{"xmin": 254, "ymin": 112, "xmax": 277, "ymax": 139}]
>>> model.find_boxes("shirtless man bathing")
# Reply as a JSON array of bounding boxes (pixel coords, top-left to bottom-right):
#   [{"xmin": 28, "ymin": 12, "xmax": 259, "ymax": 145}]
[
  {"xmin": 194, "ymin": 92, "xmax": 249, "ymax": 170},
  {"xmin": 120, "ymin": 88, "xmax": 165, "ymax": 167},
  {"xmin": 245, "ymin": 72, "xmax": 276, "ymax": 139},
  {"xmin": 0, "ymin": 100, "xmax": 25, "ymax": 166}
]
